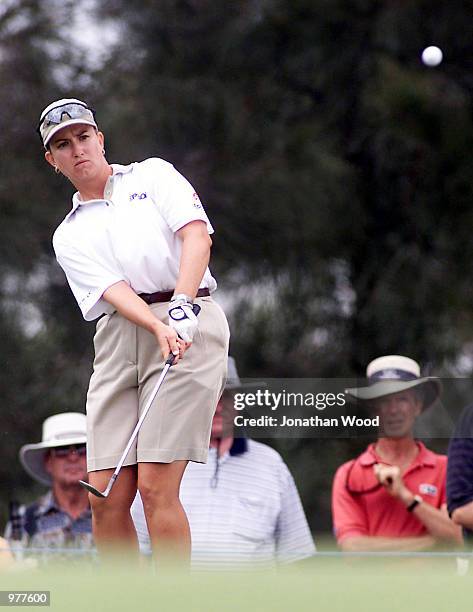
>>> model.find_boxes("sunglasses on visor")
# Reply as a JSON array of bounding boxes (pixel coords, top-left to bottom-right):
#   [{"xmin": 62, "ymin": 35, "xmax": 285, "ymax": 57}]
[
  {"xmin": 50, "ymin": 444, "xmax": 87, "ymax": 458},
  {"xmin": 37, "ymin": 102, "xmax": 96, "ymax": 133}
]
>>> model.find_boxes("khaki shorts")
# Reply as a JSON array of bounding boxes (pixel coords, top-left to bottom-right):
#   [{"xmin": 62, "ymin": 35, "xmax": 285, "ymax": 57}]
[{"xmin": 86, "ymin": 296, "xmax": 230, "ymax": 472}]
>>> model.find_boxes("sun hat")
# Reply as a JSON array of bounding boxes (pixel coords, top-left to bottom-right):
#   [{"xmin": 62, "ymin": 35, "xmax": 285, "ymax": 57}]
[
  {"xmin": 345, "ymin": 355, "xmax": 441, "ymax": 412},
  {"xmin": 224, "ymin": 356, "xmax": 263, "ymax": 390},
  {"xmin": 19, "ymin": 412, "xmax": 87, "ymax": 486},
  {"xmin": 37, "ymin": 98, "xmax": 98, "ymax": 148}
]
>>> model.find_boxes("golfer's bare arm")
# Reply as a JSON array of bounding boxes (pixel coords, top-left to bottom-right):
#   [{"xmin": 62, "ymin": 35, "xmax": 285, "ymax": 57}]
[
  {"xmin": 174, "ymin": 220, "xmax": 212, "ymax": 298},
  {"xmin": 101, "ymin": 221, "xmax": 211, "ymax": 358},
  {"xmin": 103, "ymin": 221, "xmax": 210, "ymax": 314},
  {"xmin": 102, "ymin": 283, "xmax": 161, "ymax": 331},
  {"xmin": 102, "ymin": 283, "xmax": 181, "ymax": 359},
  {"xmin": 451, "ymin": 501, "xmax": 473, "ymax": 530}
]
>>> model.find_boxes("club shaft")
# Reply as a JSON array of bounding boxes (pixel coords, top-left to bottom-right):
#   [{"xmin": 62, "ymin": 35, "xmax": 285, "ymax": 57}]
[{"xmin": 106, "ymin": 361, "xmax": 172, "ymax": 492}]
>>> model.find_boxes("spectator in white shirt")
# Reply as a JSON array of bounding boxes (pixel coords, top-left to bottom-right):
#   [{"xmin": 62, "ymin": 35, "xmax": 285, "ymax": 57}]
[{"xmin": 131, "ymin": 357, "xmax": 316, "ymax": 569}]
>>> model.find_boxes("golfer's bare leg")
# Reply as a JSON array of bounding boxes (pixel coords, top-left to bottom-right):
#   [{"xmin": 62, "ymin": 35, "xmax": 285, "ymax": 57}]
[
  {"xmin": 138, "ymin": 461, "xmax": 190, "ymax": 566},
  {"xmin": 88, "ymin": 465, "xmax": 139, "ymax": 557}
]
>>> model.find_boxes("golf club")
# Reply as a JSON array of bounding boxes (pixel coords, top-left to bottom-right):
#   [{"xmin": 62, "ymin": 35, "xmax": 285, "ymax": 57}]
[
  {"xmin": 80, "ymin": 303, "xmax": 201, "ymax": 498},
  {"xmin": 79, "ymin": 351, "xmax": 176, "ymax": 498}
]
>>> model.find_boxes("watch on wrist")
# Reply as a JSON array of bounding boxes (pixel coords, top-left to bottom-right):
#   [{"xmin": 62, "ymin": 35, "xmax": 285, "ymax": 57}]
[
  {"xmin": 171, "ymin": 293, "xmax": 194, "ymax": 304},
  {"xmin": 406, "ymin": 494, "xmax": 423, "ymax": 512}
]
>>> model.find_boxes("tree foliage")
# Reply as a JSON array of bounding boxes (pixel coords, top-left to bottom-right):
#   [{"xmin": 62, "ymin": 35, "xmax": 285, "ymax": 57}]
[{"xmin": 1, "ymin": 0, "xmax": 473, "ymax": 533}]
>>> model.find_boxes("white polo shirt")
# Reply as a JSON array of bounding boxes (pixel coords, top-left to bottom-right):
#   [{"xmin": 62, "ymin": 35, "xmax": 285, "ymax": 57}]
[
  {"xmin": 131, "ymin": 440, "xmax": 316, "ymax": 569},
  {"xmin": 52, "ymin": 158, "xmax": 217, "ymax": 321}
]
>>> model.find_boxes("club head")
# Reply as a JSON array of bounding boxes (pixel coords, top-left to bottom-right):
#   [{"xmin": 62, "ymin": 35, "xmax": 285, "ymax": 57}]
[{"xmin": 79, "ymin": 479, "xmax": 108, "ymax": 498}]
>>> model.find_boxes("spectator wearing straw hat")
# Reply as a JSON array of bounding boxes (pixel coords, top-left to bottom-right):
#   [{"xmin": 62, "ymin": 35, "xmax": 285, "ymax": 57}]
[
  {"xmin": 5, "ymin": 413, "xmax": 93, "ymax": 556},
  {"xmin": 131, "ymin": 356, "xmax": 315, "ymax": 569},
  {"xmin": 332, "ymin": 355, "xmax": 461, "ymax": 551}
]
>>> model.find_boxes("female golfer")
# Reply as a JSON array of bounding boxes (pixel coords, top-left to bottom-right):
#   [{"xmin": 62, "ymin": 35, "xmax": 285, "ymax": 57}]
[{"xmin": 38, "ymin": 98, "xmax": 230, "ymax": 562}]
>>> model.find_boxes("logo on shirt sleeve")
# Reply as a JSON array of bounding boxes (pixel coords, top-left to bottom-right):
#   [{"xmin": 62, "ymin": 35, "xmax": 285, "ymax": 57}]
[{"xmin": 192, "ymin": 192, "xmax": 203, "ymax": 209}]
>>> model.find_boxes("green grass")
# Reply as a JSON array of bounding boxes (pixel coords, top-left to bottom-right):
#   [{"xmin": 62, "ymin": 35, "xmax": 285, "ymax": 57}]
[{"xmin": 0, "ymin": 556, "xmax": 471, "ymax": 612}]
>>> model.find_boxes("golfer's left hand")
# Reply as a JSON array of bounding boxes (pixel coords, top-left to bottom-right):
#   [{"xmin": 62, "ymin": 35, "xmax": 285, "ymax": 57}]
[{"xmin": 168, "ymin": 298, "xmax": 199, "ymax": 343}]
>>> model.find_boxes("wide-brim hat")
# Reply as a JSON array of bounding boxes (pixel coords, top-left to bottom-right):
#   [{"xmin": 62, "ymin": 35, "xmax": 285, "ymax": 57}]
[
  {"xmin": 345, "ymin": 355, "xmax": 441, "ymax": 412},
  {"xmin": 224, "ymin": 356, "xmax": 264, "ymax": 391},
  {"xmin": 38, "ymin": 98, "xmax": 98, "ymax": 148},
  {"xmin": 19, "ymin": 412, "xmax": 87, "ymax": 486}
]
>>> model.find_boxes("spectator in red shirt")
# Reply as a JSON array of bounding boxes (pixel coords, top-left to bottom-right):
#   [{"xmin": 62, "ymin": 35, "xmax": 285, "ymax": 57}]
[{"xmin": 332, "ymin": 355, "xmax": 462, "ymax": 551}]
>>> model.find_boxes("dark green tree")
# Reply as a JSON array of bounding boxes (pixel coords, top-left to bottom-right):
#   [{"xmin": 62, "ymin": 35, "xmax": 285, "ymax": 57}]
[
  {"xmin": 2, "ymin": 0, "xmax": 473, "ymax": 536},
  {"xmin": 91, "ymin": 0, "xmax": 473, "ymax": 534},
  {"xmin": 0, "ymin": 0, "xmax": 97, "ymax": 521}
]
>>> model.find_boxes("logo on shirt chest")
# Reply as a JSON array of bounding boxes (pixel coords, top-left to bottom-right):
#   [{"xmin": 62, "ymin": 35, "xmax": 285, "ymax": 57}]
[
  {"xmin": 419, "ymin": 483, "xmax": 438, "ymax": 497},
  {"xmin": 129, "ymin": 192, "xmax": 148, "ymax": 201}
]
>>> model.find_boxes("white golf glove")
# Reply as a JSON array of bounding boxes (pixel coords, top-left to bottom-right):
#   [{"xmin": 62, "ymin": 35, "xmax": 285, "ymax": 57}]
[{"xmin": 168, "ymin": 295, "xmax": 199, "ymax": 343}]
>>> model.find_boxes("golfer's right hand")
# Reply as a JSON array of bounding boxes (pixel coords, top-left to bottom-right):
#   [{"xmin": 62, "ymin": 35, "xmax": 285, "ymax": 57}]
[{"xmin": 153, "ymin": 322, "xmax": 187, "ymax": 363}]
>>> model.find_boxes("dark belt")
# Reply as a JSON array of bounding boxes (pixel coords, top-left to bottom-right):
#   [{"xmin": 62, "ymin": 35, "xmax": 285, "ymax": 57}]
[{"xmin": 138, "ymin": 288, "xmax": 210, "ymax": 305}]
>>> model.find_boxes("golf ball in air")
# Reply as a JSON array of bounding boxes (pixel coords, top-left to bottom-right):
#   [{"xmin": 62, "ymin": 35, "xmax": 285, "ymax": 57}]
[{"xmin": 421, "ymin": 46, "xmax": 443, "ymax": 67}]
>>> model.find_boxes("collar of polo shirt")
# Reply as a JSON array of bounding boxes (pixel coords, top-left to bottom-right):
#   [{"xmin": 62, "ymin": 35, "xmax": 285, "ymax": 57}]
[{"xmin": 66, "ymin": 163, "xmax": 135, "ymax": 220}]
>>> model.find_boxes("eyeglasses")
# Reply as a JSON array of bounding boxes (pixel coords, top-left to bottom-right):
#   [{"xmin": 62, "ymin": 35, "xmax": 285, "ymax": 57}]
[
  {"xmin": 37, "ymin": 102, "xmax": 96, "ymax": 133},
  {"xmin": 50, "ymin": 444, "xmax": 87, "ymax": 458}
]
